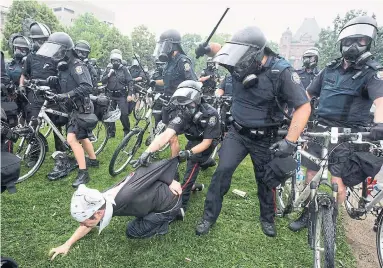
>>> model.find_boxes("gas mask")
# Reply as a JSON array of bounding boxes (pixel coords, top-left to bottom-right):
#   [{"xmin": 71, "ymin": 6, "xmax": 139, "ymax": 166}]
[
  {"xmin": 57, "ymin": 61, "xmax": 68, "ymax": 71},
  {"xmin": 232, "ymin": 47, "xmax": 264, "ymax": 89},
  {"xmin": 75, "ymin": 49, "xmax": 89, "ymax": 61},
  {"xmin": 32, "ymin": 38, "xmax": 46, "ymax": 52},
  {"xmin": 13, "ymin": 47, "xmax": 28, "ymax": 60},
  {"xmin": 154, "ymin": 41, "xmax": 173, "ymax": 62},
  {"xmin": 341, "ymin": 37, "xmax": 369, "ymax": 62},
  {"xmin": 302, "ymin": 56, "xmax": 317, "ymax": 69},
  {"xmin": 111, "ymin": 60, "xmax": 121, "ymax": 70}
]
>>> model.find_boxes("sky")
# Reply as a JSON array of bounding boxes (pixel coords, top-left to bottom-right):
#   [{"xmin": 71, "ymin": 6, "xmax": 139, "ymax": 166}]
[{"xmin": 3, "ymin": 0, "xmax": 383, "ymax": 42}]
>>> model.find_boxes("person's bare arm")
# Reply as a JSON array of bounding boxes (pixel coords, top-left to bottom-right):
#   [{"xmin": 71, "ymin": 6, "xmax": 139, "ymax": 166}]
[
  {"xmin": 199, "ymin": 76, "xmax": 211, "ymax": 82},
  {"xmin": 49, "ymin": 225, "xmax": 93, "ymax": 261},
  {"xmin": 146, "ymin": 128, "xmax": 176, "ymax": 153},
  {"xmin": 286, "ymin": 102, "xmax": 311, "ymax": 142},
  {"xmin": 155, "ymin": 79, "xmax": 164, "ymax": 86},
  {"xmin": 207, "ymin": 43, "xmax": 222, "ymax": 57},
  {"xmin": 190, "ymin": 139, "xmax": 212, "ymax": 154},
  {"xmin": 374, "ymin": 97, "xmax": 383, "ymax": 123},
  {"xmin": 19, "ymin": 74, "xmax": 26, "ymax": 86},
  {"xmin": 216, "ymin": 88, "xmax": 224, "ymax": 96}
]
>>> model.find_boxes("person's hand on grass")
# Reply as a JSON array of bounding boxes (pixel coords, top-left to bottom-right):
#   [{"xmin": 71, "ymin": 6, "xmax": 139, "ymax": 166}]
[{"xmin": 49, "ymin": 243, "xmax": 71, "ymax": 261}]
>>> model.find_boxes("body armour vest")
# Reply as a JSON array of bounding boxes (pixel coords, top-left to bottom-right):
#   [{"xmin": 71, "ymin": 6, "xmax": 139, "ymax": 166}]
[
  {"xmin": 231, "ymin": 57, "xmax": 291, "ymax": 128},
  {"xmin": 316, "ymin": 59, "xmax": 379, "ymax": 126},
  {"xmin": 163, "ymin": 53, "xmax": 192, "ymax": 96}
]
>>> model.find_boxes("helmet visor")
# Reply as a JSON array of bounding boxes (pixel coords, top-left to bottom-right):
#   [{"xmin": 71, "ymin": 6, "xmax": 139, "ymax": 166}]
[
  {"xmin": 152, "ymin": 41, "xmax": 172, "ymax": 58},
  {"xmin": 36, "ymin": 42, "xmax": 67, "ymax": 61},
  {"xmin": 170, "ymin": 87, "xmax": 199, "ymax": 106},
  {"xmin": 213, "ymin": 42, "xmax": 252, "ymax": 67},
  {"xmin": 337, "ymin": 24, "xmax": 377, "ymax": 42}
]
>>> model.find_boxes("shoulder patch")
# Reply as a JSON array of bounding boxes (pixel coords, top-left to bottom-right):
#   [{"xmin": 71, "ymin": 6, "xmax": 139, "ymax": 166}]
[
  {"xmin": 375, "ymin": 70, "xmax": 383, "ymax": 81},
  {"xmin": 75, "ymin": 66, "xmax": 83, "ymax": 74},
  {"xmin": 208, "ymin": 116, "xmax": 217, "ymax": 126},
  {"xmin": 291, "ymin": 72, "xmax": 301, "ymax": 84},
  {"xmin": 172, "ymin": 117, "xmax": 182, "ymax": 125},
  {"xmin": 184, "ymin": 63, "xmax": 191, "ymax": 71}
]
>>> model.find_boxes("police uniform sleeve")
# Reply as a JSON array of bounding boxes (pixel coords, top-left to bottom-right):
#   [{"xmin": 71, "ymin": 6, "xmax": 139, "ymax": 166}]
[
  {"xmin": 70, "ymin": 62, "xmax": 93, "ymax": 97},
  {"xmin": 307, "ymin": 69, "xmax": 325, "ymax": 97},
  {"xmin": 101, "ymin": 68, "xmax": 110, "ymax": 84},
  {"xmin": 279, "ymin": 68, "xmax": 310, "ymax": 109},
  {"xmin": 167, "ymin": 115, "xmax": 187, "ymax": 135},
  {"xmin": 203, "ymin": 114, "xmax": 220, "ymax": 139},
  {"xmin": 123, "ymin": 67, "xmax": 134, "ymax": 96},
  {"xmin": 180, "ymin": 58, "xmax": 198, "ymax": 81},
  {"xmin": 22, "ymin": 54, "xmax": 32, "ymax": 78},
  {"xmin": 365, "ymin": 70, "xmax": 383, "ymax": 101}
]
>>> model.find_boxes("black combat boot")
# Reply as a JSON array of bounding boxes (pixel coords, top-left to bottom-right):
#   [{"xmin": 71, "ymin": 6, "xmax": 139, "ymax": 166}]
[
  {"xmin": 85, "ymin": 157, "xmax": 99, "ymax": 168},
  {"xmin": 195, "ymin": 219, "xmax": 214, "ymax": 236},
  {"xmin": 289, "ymin": 207, "xmax": 309, "ymax": 232},
  {"xmin": 191, "ymin": 183, "xmax": 204, "ymax": 192},
  {"xmin": 72, "ymin": 169, "xmax": 90, "ymax": 188},
  {"xmin": 48, "ymin": 152, "xmax": 77, "ymax": 181},
  {"xmin": 260, "ymin": 221, "xmax": 277, "ymax": 237}
]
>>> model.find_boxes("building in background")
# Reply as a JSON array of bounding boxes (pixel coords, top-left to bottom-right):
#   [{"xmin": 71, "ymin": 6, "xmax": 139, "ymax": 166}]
[
  {"xmin": 278, "ymin": 18, "xmax": 321, "ymax": 69},
  {"xmin": 40, "ymin": 0, "xmax": 115, "ymax": 27},
  {"xmin": 0, "ymin": 5, "xmax": 10, "ymax": 37}
]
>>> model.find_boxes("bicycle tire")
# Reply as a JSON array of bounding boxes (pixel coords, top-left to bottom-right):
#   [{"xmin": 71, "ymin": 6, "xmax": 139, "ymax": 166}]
[
  {"xmin": 275, "ymin": 172, "xmax": 295, "ymax": 217},
  {"xmin": 16, "ymin": 132, "xmax": 47, "ymax": 183},
  {"xmin": 92, "ymin": 121, "xmax": 109, "ymax": 156},
  {"xmin": 133, "ymin": 98, "xmax": 147, "ymax": 121},
  {"xmin": 376, "ymin": 209, "xmax": 383, "ymax": 267},
  {"xmin": 313, "ymin": 206, "xmax": 335, "ymax": 268},
  {"xmin": 109, "ymin": 128, "xmax": 141, "ymax": 176}
]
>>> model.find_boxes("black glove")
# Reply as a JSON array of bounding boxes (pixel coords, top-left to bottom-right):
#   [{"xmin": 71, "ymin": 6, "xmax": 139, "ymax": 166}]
[
  {"xmin": 133, "ymin": 151, "xmax": 152, "ymax": 168},
  {"xmin": 149, "ymin": 80, "xmax": 156, "ymax": 87},
  {"xmin": 17, "ymin": 86, "xmax": 26, "ymax": 95},
  {"xmin": 370, "ymin": 123, "xmax": 383, "ymax": 140},
  {"xmin": 269, "ymin": 138, "xmax": 297, "ymax": 158},
  {"xmin": 178, "ymin": 150, "xmax": 193, "ymax": 162},
  {"xmin": 195, "ymin": 43, "xmax": 211, "ymax": 59},
  {"xmin": 47, "ymin": 76, "xmax": 59, "ymax": 86},
  {"xmin": 54, "ymin": 93, "xmax": 69, "ymax": 102}
]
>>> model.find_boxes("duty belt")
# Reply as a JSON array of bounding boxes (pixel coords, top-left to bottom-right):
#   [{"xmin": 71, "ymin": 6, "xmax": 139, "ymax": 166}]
[{"xmin": 232, "ymin": 120, "xmax": 277, "ymax": 138}]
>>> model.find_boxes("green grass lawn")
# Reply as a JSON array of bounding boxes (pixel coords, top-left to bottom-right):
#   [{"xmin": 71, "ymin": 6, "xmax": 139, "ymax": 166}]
[{"xmin": 1, "ymin": 119, "xmax": 355, "ymax": 268}]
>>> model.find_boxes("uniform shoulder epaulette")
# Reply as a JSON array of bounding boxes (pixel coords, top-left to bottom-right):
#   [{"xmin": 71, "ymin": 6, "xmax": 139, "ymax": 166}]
[{"xmin": 365, "ymin": 58, "xmax": 383, "ymax": 71}]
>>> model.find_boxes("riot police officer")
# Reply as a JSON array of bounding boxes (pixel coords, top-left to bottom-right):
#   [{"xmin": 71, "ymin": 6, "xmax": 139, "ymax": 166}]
[
  {"xmin": 102, "ymin": 50, "xmax": 133, "ymax": 137},
  {"xmin": 89, "ymin": 58, "xmax": 102, "ymax": 82},
  {"xmin": 38, "ymin": 32, "xmax": 98, "ymax": 187},
  {"xmin": 7, "ymin": 35, "xmax": 31, "ymax": 87},
  {"xmin": 135, "ymin": 80, "xmax": 221, "ymax": 216},
  {"xmin": 151, "ymin": 61, "xmax": 166, "ymax": 126},
  {"xmin": 296, "ymin": 47, "xmax": 320, "ymax": 89},
  {"xmin": 215, "ymin": 73, "xmax": 233, "ymax": 97},
  {"xmin": 129, "ymin": 57, "xmax": 146, "ymax": 83},
  {"xmin": 74, "ymin": 40, "xmax": 98, "ymax": 88},
  {"xmin": 199, "ymin": 57, "xmax": 219, "ymax": 97},
  {"xmin": 289, "ymin": 16, "xmax": 383, "ymax": 232},
  {"xmin": 194, "ymin": 26, "xmax": 311, "ymax": 237}
]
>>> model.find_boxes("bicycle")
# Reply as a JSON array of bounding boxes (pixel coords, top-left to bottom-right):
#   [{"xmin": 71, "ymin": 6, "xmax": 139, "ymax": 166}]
[
  {"xmin": 133, "ymin": 83, "xmax": 149, "ymax": 121},
  {"xmin": 275, "ymin": 126, "xmax": 373, "ymax": 268},
  {"xmin": 109, "ymin": 87, "xmax": 168, "ymax": 176}
]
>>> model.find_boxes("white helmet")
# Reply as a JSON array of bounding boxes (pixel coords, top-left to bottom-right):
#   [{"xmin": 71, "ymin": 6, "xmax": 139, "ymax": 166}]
[{"xmin": 103, "ymin": 107, "xmax": 121, "ymax": 122}]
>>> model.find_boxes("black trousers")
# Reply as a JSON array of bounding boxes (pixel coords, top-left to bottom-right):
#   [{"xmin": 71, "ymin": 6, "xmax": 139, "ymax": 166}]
[
  {"xmin": 202, "ymin": 126, "xmax": 276, "ymax": 223},
  {"xmin": 126, "ymin": 197, "xmax": 181, "ymax": 239},
  {"xmin": 181, "ymin": 140, "xmax": 216, "ymax": 211},
  {"xmin": 106, "ymin": 96, "xmax": 131, "ymax": 135}
]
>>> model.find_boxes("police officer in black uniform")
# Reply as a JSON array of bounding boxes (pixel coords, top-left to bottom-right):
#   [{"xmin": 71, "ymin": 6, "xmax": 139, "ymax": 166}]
[
  {"xmin": 129, "ymin": 57, "xmax": 146, "ymax": 83},
  {"xmin": 102, "ymin": 50, "xmax": 134, "ymax": 137},
  {"xmin": 151, "ymin": 61, "xmax": 166, "ymax": 127},
  {"xmin": 136, "ymin": 80, "xmax": 221, "ymax": 216},
  {"xmin": 151, "ymin": 29, "xmax": 198, "ymax": 157},
  {"xmin": 289, "ymin": 16, "xmax": 383, "ymax": 232},
  {"xmin": 296, "ymin": 47, "xmax": 320, "ymax": 89},
  {"xmin": 216, "ymin": 73, "xmax": 233, "ymax": 97},
  {"xmin": 199, "ymin": 57, "xmax": 219, "ymax": 97},
  {"xmin": 74, "ymin": 40, "xmax": 98, "ymax": 88},
  {"xmin": 38, "ymin": 32, "xmax": 98, "ymax": 187},
  {"xmin": 89, "ymin": 58, "xmax": 101, "ymax": 82},
  {"xmin": 194, "ymin": 26, "xmax": 311, "ymax": 237}
]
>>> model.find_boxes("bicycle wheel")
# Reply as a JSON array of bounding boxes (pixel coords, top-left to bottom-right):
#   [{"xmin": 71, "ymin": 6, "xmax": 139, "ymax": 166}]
[
  {"xmin": 133, "ymin": 98, "xmax": 147, "ymax": 121},
  {"xmin": 313, "ymin": 206, "xmax": 335, "ymax": 268},
  {"xmin": 275, "ymin": 173, "xmax": 295, "ymax": 217},
  {"xmin": 376, "ymin": 210, "xmax": 383, "ymax": 267},
  {"xmin": 109, "ymin": 128, "xmax": 141, "ymax": 176},
  {"xmin": 91, "ymin": 121, "xmax": 109, "ymax": 156},
  {"xmin": 15, "ymin": 132, "xmax": 47, "ymax": 183}
]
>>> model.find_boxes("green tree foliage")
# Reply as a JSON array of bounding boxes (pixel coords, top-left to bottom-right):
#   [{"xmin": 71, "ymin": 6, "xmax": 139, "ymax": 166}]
[
  {"xmin": 315, "ymin": 10, "xmax": 372, "ymax": 69},
  {"xmin": 131, "ymin": 25, "xmax": 156, "ymax": 70},
  {"xmin": 67, "ymin": 13, "xmax": 109, "ymax": 60},
  {"xmin": 2, "ymin": 0, "xmax": 62, "ymax": 53}
]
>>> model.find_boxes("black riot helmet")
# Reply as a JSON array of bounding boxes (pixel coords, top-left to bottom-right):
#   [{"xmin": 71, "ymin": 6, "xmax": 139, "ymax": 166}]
[
  {"xmin": 36, "ymin": 32, "xmax": 74, "ymax": 63},
  {"xmin": 12, "ymin": 35, "xmax": 31, "ymax": 60},
  {"xmin": 153, "ymin": 29, "xmax": 185, "ymax": 62},
  {"xmin": 29, "ymin": 22, "xmax": 51, "ymax": 52},
  {"xmin": 214, "ymin": 26, "xmax": 267, "ymax": 88},
  {"xmin": 74, "ymin": 40, "xmax": 91, "ymax": 60},
  {"xmin": 302, "ymin": 47, "xmax": 319, "ymax": 69},
  {"xmin": 337, "ymin": 16, "xmax": 378, "ymax": 62},
  {"xmin": 170, "ymin": 80, "xmax": 203, "ymax": 118}
]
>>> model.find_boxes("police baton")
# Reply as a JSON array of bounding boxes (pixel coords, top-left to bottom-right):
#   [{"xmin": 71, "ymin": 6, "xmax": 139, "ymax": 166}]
[{"xmin": 196, "ymin": 7, "xmax": 230, "ymax": 59}]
